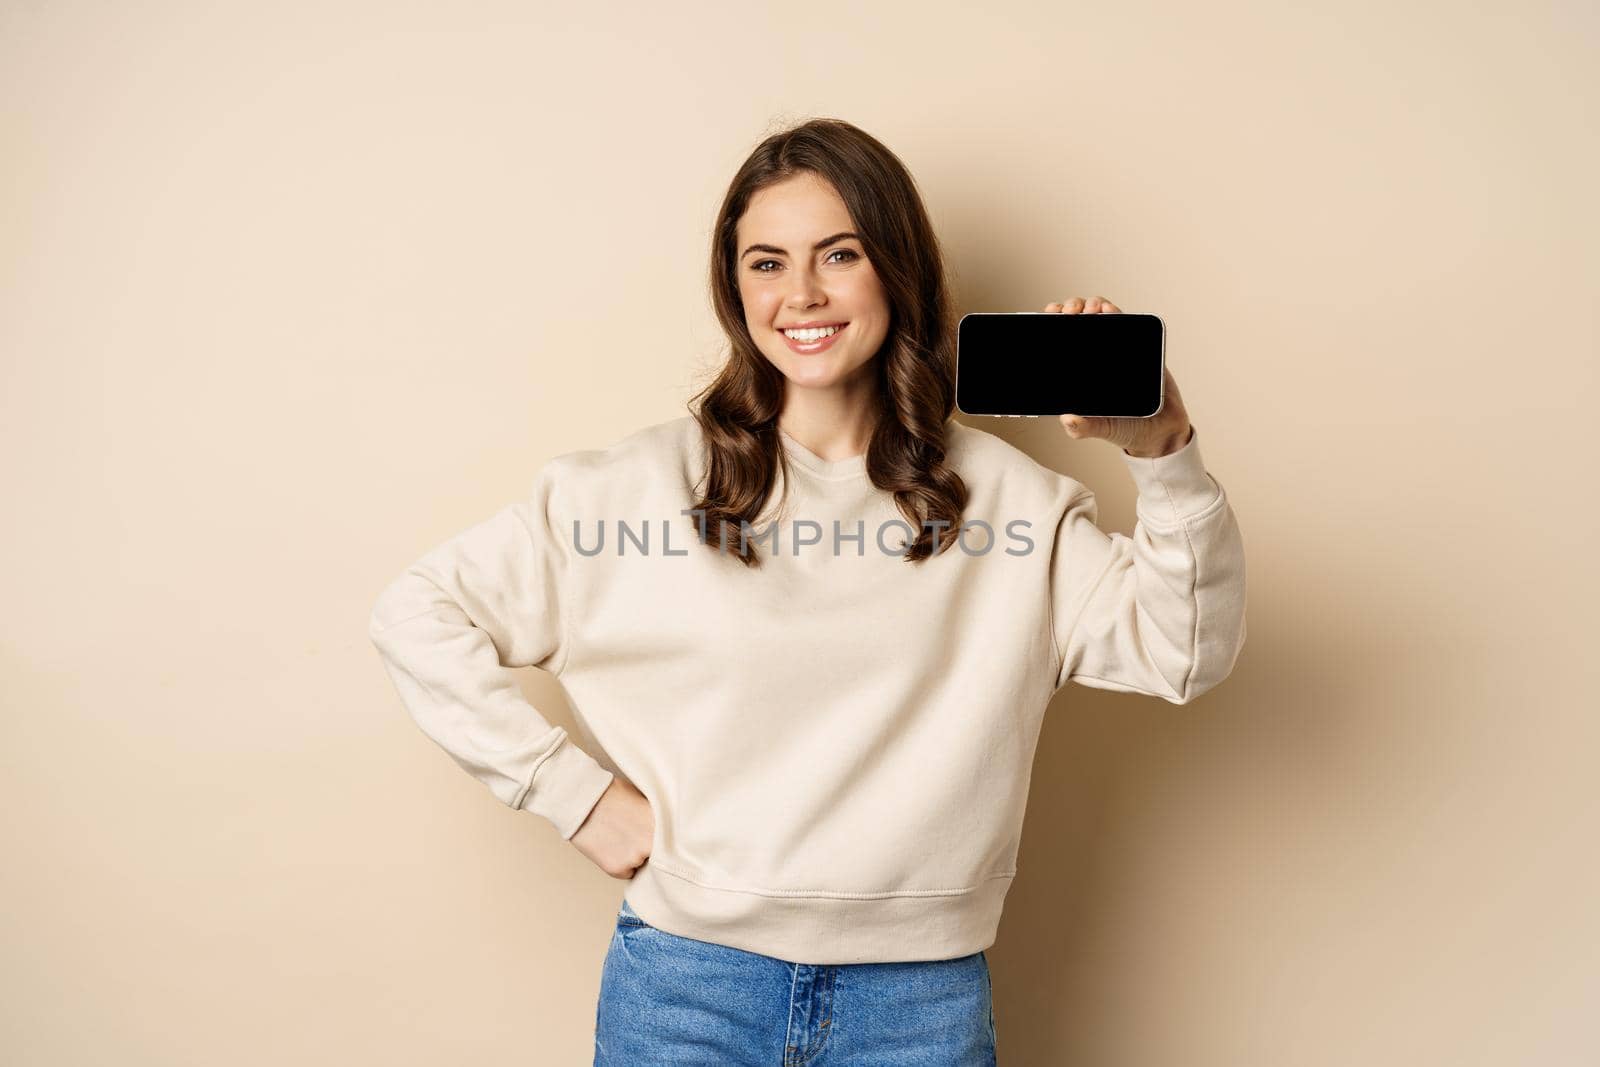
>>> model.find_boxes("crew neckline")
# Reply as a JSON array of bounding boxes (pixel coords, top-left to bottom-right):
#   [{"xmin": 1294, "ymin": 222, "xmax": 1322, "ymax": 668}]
[{"xmin": 778, "ymin": 426, "xmax": 869, "ymax": 480}]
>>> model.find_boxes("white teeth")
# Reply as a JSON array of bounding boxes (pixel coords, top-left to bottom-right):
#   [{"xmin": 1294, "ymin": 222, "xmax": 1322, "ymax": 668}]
[{"xmin": 783, "ymin": 325, "xmax": 841, "ymax": 341}]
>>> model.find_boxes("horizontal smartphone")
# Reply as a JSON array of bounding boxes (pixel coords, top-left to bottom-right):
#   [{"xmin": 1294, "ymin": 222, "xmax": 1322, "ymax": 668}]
[{"xmin": 955, "ymin": 311, "xmax": 1166, "ymax": 418}]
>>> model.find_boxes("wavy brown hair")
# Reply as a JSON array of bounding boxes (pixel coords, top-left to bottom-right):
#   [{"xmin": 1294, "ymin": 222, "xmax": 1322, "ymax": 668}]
[{"xmin": 687, "ymin": 118, "xmax": 968, "ymax": 568}]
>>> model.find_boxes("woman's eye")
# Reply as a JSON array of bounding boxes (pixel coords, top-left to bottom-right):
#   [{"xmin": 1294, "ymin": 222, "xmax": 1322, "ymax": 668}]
[{"xmin": 750, "ymin": 249, "xmax": 859, "ymax": 273}]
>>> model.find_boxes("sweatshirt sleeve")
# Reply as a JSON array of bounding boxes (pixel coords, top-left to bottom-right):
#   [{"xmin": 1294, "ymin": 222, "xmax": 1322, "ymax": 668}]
[
  {"xmin": 1048, "ymin": 423, "xmax": 1248, "ymax": 703},
  {"xmin": 367, "ymin": 458, "xmax": 616, "ymax": 840}
]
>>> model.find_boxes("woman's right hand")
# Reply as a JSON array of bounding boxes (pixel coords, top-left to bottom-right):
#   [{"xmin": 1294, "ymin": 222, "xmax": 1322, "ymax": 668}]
[{"xmin": 569, "ymin": 776, "xmax": 655, "ymax": 879}]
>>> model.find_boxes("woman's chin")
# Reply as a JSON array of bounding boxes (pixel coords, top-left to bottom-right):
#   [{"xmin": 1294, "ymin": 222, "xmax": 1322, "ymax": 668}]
[
  {"xmin": 783, "ymin": 367, "xmax": 847, "ymax": 390},
  {"xmin": 777, "ymin": 355, "xmax": 875, "ymax": 389}
]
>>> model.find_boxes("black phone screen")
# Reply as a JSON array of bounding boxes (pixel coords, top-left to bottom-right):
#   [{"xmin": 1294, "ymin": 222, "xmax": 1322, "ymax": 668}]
[{"xmin": 955, "ymin": 312, "xmax": 1165, "ymax": 418}]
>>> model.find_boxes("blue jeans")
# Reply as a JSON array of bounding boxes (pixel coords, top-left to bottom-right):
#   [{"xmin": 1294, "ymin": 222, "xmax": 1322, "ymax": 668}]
[{"xmin": 595, "ymin": 898, "xmax": 999, "ymax": 1065}]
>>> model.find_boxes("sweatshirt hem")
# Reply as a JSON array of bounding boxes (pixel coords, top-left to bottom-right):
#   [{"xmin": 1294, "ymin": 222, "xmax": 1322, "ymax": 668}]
[{"xmin": 623, "ymin": 858, "xmax": 1014, "ymax": 965}]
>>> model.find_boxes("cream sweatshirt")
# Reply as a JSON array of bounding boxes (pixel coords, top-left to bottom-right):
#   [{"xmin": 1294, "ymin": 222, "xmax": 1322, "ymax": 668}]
[{"xmin": 368, "ymin": 414, "xmax": 1247, "ymax": 965}]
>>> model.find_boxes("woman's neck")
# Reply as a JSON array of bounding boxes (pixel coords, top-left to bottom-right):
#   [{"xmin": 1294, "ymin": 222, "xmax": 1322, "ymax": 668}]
[{"xmin": 776, "ymin": 406, "xmax": 877, "ymax": 463}]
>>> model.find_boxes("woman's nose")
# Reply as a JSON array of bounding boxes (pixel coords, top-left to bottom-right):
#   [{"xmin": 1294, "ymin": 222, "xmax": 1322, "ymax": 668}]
[{"xmin": 785, "ymin": 273, "xmax": 826, "ymax": 308}]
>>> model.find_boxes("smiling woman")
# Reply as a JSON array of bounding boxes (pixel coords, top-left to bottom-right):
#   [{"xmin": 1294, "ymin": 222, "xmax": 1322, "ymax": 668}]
[
  {"xmin": 368, "ymin": 114, "xmax": 1247, "ymax": 1067},
  {"xmin": 690, "ymin": 118, "xmax": 967, "ymax": 567}
]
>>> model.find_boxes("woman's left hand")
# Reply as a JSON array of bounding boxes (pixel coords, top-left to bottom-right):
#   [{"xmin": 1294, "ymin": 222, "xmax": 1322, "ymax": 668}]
[{"xmin": 1044, "ymin": 296, "xmax": 1194, "ymax": 458}]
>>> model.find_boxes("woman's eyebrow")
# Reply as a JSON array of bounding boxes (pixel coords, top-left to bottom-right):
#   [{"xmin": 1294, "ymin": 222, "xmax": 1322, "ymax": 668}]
[{"xmin": 740, "ymin": 231, "xmax": 860, "ymax": 259}]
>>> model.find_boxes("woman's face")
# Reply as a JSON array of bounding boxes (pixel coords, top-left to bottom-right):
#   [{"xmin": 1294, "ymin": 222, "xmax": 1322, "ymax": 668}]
[{"xmin": 734, "ymin": 172, "xmax": 891, "ymax": 396}]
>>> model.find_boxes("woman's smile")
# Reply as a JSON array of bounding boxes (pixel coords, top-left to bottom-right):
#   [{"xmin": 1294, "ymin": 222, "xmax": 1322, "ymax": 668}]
[{"xmin": 781, "ymin": 322, "xmax": 849, "ymax": 354}]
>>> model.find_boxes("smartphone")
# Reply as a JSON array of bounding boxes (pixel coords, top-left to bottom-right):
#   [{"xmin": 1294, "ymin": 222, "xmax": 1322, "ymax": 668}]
[{"xmin": 955, "ymin": 311, "xmax": 1166, "ymax": 418}]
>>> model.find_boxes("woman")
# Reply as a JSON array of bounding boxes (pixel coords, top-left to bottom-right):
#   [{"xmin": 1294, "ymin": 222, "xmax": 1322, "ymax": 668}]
[{"xmin": 369, "ymin": 118, "xmax": 1247, "ymax": 1064}]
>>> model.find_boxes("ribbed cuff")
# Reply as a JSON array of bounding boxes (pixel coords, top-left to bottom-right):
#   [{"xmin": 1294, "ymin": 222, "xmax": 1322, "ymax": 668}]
[
  {"xmin": 1119, "ymin": 423, "xmax": 1222, "ymax": 526},
  {"xmin": 519, "ymin": 732, "xmax": 617, "ymax": 841}
]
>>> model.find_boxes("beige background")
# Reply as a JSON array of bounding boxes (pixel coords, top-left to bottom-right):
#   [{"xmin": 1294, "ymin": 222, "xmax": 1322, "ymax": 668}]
[{"xmin": 4, "ymin": 0, "xmax": 1595, "ymax": 1063}]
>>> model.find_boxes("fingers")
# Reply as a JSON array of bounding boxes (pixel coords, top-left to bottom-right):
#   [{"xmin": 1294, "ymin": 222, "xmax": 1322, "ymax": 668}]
[
  {"xmin": 1042, "ymin": 296, "xmax": 1120, "ymax": 314},
  {"xmin": 1059, "ymin": 413, "xmax": 1103, "ymax": 437}
]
